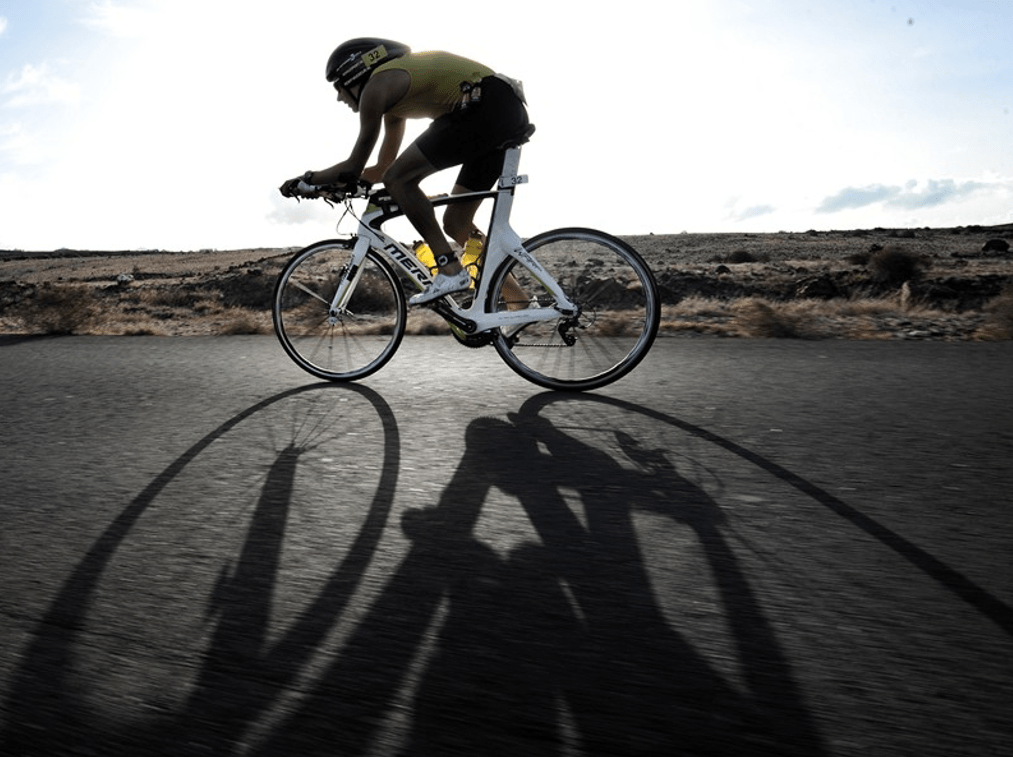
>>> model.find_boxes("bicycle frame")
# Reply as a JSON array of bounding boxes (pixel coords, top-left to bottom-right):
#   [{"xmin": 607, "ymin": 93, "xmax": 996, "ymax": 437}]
[{"xmin": 328, "ymin": 147, "xmax": 578, "ymax": 334}]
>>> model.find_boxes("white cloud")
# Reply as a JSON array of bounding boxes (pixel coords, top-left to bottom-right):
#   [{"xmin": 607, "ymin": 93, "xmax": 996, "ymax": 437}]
[
  {"xmin": 0, "ymin": 16, "xmax": 9, "ymax": 36},
  {"xmin": 266, "ymin": 191, "xmax": 336, "ymax": 227},
  {"xmin": 887, "ymin": 179, "xmax": 989, "ymax": 210},
  {"xmin": 727, "ymin": 204, "xmax": 778, "ymax": 224},
  {"xmin": 817, "ymin": 179, "xmax": 996, "ymax": 214},
  {"xmin": 80, "ymin": 0, "xmax": 156, "ymax": 37},
  {"xmin": 3, "ymin": 63, "xmax": 80, "ymax": 107},
  {"xmin": 817, "ymin": 185, "xmax": 902, "ymax": 213},
  {"xmin": 0, "ymin": 123, "xmax": 28, "ymax": 154}
]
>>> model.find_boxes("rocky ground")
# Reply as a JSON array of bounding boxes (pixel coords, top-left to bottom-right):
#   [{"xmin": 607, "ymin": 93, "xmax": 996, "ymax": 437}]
[
  {"xmin": 1, "ymin": 224, "xmax": 1011, "ymax": 340},
  {"xmin": 630, "ymin": 224, "xmax": 1013, "ymax": 340}
]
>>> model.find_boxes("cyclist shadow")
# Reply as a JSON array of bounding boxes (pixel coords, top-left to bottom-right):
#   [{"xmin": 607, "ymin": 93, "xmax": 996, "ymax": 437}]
[
  {"xmin": 257, "ymin": 396, "xmax": 827, "ymax": 756},
  {"xmin": 0, "ymin": 382, "xmax": 401, "ymax": 757}
]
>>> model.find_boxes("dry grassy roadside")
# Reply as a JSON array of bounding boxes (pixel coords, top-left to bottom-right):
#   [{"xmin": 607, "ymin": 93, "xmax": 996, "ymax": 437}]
[{"xmin": 2, "ymin": 225, "xmax": 1011, "ymax": 341}]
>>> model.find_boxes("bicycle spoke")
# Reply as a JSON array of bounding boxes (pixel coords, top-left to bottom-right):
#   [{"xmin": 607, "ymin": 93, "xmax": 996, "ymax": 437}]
[
  {"xmin": 489, "ymin": 228, "xmax": 659, "ymax": 390},
  {"xmin": 287, "ymin": 278, "xmax": 332, "ymax": 306},
  {"xmin": 273, "ymin": 243, "xmax": 406, "ymax": 381}
]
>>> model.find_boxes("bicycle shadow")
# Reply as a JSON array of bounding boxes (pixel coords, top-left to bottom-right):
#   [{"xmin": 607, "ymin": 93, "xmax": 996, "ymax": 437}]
[
  {"xmin": 540, "ymin": 393, "xmax": 1013, "ymax": 639},
  {"xmin": 0, "ymin": 382, "xmax": 401, "ymax": 757},
  {"xmin": 254, "ymin": 389, "xmax": 1012, "ymax": 755},
  {"xmin": 253, "ymin": 395, "xmax": 828, "ymax": 756},
  {"xmin": 8, "ymin": 385, "xmax": 1004, "ymax": 755}
]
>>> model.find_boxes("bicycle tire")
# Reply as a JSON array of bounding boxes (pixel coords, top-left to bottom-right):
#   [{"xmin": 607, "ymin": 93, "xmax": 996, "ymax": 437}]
[
  {"xmin": 273, "ymin": 240, "xmax": 407, "ymax": 381},
  {"xmin": 488, "ymin": 227, "xmax": 660, "ymax": 391}
]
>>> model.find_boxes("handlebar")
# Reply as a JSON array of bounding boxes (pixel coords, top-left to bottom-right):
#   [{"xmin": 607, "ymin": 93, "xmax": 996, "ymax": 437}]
[
  {"xmin": 283, "ymin": 178, "xmax": 372, "ymax": 204},
  {"xmin": 280, "ymin": 175, "xmax": 458, "ymax": 219}
]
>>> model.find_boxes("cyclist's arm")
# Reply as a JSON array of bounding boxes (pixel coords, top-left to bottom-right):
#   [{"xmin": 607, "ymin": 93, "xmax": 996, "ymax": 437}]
[
  {"xmin": 362, "ymin": 114, "xmax": 405, "ymax": 185},
  {"xmin": 310, "ymin": 71, "xmax": 409, "ymax": 186}
]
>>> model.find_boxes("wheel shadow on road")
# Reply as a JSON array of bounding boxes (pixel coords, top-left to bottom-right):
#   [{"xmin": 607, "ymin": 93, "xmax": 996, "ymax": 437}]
[
  {"xmin": 565, "ymin": 393, "xmax": 1013, "ymax": 640},
  {"xmin": 0, "ymin": 382, "xmax": 401, "ymax": 757},
  {"xmin": 255, "ymin": 390, "xmax": 1011, "ymax": 755},
  {"xmin": 5, "ymin": 386, "xmax": 1009, "ymax": 756},
  {"xmin": 250, "ymin": 393, "xmax": 828, "ymax": 757}
]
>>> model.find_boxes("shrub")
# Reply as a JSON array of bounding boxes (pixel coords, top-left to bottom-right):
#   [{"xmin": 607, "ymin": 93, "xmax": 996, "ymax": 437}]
[
  {"xmin": 733, "ymin": 298, "xmax": 811, "ymax": 339},
  {"xmin": 727, "ymin": 249, "xmax": 758, "ymax": 264},
  {"xmin": 217, "ymin": 271, "xmax": 274, "ymax": 309},
  {"xmin": 144, "ymin": 286, "xmax": 202, "ymax": 308},
  {"xmin": 220, "ymin": 309, "xmax": 270, "ymax": 335},
  {"xmin": 978, "ymin": 284, "xmax": 1013, "ymax": 340},
  {"xmin": 22, "ymin": 284, "xmax": 98, "ymax": 334},
  {"xmin": 867, "ymin": 245, "xmax": 927, "ymax": 285}
]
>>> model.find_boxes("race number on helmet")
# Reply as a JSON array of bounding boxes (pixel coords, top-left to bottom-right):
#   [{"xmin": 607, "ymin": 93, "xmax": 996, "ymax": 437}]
[{"xmin": 325, "ymin": 38, "xmax": 411, "ymax": 93}]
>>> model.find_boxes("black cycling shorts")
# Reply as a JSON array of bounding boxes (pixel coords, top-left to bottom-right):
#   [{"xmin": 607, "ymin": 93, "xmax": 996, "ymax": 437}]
[{"xmin": 415, "ymin": 76, "xmax": 530, "ymax": 191}]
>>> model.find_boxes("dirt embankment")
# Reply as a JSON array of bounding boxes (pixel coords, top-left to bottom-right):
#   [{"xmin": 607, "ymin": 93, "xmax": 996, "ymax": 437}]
[{"xmin": 1, "ymin": 225, "xmax": 1011, "ymax": 340}]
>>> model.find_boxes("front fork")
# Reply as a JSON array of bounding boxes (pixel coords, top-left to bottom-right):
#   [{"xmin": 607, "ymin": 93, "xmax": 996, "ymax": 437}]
[{"xmin": 328, "ymin": 238, "xmax": 372, "ymax": 321}]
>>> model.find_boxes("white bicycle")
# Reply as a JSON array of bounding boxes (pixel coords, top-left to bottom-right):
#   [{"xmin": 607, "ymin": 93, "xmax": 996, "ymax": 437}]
[{"xmin": 273, "ymin": 138, "xmax": 660, "ymax": 391}]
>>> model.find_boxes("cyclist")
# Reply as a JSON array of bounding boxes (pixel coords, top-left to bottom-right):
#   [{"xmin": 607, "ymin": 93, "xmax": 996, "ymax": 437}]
[{"xmin": 280, "ymin": 38, "xmax": 532, "ymax": 306}]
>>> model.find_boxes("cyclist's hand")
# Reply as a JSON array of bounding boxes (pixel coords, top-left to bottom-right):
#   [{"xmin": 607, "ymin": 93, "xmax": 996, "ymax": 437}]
[
  {"xmin": 360, "ymin": 166, "xmax": 384, "ymax": 186},
  {"xmin": 279, "ymin": 171, "xmax": 367, "ymax": 201},
  {"xmin": 279, "ymin": 175, "xmax": 311, "ymax": 198}
]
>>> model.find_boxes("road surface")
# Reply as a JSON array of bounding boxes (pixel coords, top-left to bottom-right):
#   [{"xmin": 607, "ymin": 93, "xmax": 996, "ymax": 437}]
[{"xmin": 1, "ymin": 335, "xmax": 1011, "ymax": 756}]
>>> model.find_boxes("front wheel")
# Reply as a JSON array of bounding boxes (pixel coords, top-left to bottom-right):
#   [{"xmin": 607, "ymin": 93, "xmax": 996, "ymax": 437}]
[
  {"xmin": 273, "ymin": 240, "xmax": 407, "ymax": 381},
  {"xmin": 488, "ymin": 228, "xmax": 660, "ymax": 391}
]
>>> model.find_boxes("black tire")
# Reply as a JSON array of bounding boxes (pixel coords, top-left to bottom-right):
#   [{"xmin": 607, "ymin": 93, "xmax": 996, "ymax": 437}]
[
  {"xmin": 488, "ymin": 228, "xmax": 659, "ymax": 391},
  {"xmin": 273, "ymin": 240, "xmax": 406, "ymax": 381}
]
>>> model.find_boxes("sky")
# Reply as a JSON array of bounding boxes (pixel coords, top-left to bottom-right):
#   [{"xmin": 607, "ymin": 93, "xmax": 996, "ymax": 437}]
[{"xmin": 1, "ymin": 0, "xmax": 1011, "ymax": 251}]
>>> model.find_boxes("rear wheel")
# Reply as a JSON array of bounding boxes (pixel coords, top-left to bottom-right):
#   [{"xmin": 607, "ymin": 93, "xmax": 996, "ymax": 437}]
[
  {"xmin": 488, "ymin": 228, "xmax": 659, "ymax": 391},
  {"xmin": 273, "ymin": 240, "xmax": 406, "ymax": 381}
]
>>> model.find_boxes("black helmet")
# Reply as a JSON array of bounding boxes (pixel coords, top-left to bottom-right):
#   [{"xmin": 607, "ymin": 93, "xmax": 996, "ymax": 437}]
[{"xmin": 325, "ymin": 38, "xmax": 410, "ymax": 94}]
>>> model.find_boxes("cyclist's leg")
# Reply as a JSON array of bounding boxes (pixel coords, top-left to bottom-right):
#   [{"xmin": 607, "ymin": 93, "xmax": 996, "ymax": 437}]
[
  {"xmin": 384, "ymin": 113, "xmax": 487, "ymax": 275},
  {"xmin": 406, "ymin": 77, "xmax": 528, "ymax": 259},
  {"xmin": 443, "ymin": 185, "xmax": 484, "ymax": 246},
  {"xmin": 445, "ymin": 152, "xmax": 530, "ymax": 308},
  {"xmin": 383, "ymin": 145, "xmax": 463, "ymax": 274},
  {"xmin": 387, "ymin": 78, "xmax": 528, "ymax": 283}
]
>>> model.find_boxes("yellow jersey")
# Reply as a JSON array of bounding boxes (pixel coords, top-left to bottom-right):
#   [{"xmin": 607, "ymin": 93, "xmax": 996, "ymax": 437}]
[{"xmin": 374, "ymin": 51, "xmax": 494, "ymax": 119}]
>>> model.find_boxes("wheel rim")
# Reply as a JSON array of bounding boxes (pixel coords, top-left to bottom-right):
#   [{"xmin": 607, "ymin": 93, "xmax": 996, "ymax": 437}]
[
  {"xmin": 274, "ymin": 244, "xmax": 406, "ymax": 381},
  {"xmin": 490, "ymin": 229, "xmax": 659, "ymax": 390}
]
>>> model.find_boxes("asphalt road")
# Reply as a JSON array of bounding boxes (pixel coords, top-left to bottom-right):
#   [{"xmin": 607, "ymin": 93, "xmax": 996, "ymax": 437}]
[{"xmin": 1, "ymin": 335, "xmax": 1011, "ymax": 757}]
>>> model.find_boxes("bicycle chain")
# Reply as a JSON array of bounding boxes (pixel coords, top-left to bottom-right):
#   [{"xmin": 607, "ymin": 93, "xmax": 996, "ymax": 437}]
[{"xmin": 512, "ymin": 341, "xmax": 574, "ymax": 348}]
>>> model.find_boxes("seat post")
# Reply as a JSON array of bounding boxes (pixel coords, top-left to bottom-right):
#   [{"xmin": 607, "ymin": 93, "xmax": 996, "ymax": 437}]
[
  {"xmin": 488, "ymin": 146, "xmax": 527, "ymax": 255},
  {"xmin": 500, "ymin": 146, "xmax": 522, "ymax": 185}
]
